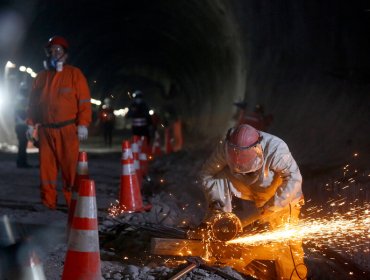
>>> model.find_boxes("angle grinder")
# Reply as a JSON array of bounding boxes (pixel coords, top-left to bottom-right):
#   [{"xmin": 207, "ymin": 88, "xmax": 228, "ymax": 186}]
[{"xmin": 187, "ymin": 212, "xmax": 242, "ymax": 242}]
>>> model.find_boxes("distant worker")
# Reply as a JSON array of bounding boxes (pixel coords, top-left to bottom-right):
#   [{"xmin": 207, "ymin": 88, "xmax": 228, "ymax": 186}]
[
  {"xmin": 98, "ymin": 97, "xmax": 115, "ymax": 147},
  {"xmin": 14, "ymin": 82, "xmax": 32, "ymax": 168},
  {"xmin": 200, "ymin": 124, "xmax": 307, "ymax": 279},
  {"xmin": 126, "ymin": 90, "xmax": 152, "ymax": 144},
  {"xmin": 234, "ymin": 101, "xmax": 273, "ymax": 131},
  {"xmin": 26, "ymin": 35, "xmax": 92, "ymax": 210}
]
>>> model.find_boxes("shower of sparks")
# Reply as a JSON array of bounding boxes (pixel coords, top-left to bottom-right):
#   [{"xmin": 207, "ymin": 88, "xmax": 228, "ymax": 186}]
[{"xmin": 227, "ymin": 203, "xmax": 370, "ymax": 248}]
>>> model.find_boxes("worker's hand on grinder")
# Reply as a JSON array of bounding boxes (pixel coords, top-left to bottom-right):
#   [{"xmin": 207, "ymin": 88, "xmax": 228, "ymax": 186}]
[
  {"xmin": 77, "ymin": 125, "xmax": 88, "ymax": 141},
  {"xmin": 258, "ymin": 203, "xmax": 275, "ymax": 217},
  {"xmin": 26, "ymin": 126, "xmax": 34, "ymax": 141},
  {"xmin": 209, "ymin": 200, "xmax": 225, "ymax": 214}
]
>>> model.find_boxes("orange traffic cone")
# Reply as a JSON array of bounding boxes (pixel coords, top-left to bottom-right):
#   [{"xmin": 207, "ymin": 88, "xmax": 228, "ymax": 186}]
[
  {"xmin": 151, "ymin": 131, "xmax": 162, "ymax": 157},
  {"xmin": 119, "ymin": 140, "xmax": 151, "ymax": 212},
  {"xmin": 67, "ymin": 151, "xmax": 89, "ymax": 235},
  {"xmin": 172, "ymin": 120, "xmax": 183, "ymax": 152},
  {"xmin": 164, "ymin": 127, "xmax": 173, "ymax": 154},
  {"xmin": 131, "ymin": 136, "xmax": 142, "ymax": 187},
  {"xmin": 139, "ymin": 136, "xmax": 149, "ymax": 177},
  {"xmin": 62, "ymin": 179, "xmax": 101, "ymax": 280}
]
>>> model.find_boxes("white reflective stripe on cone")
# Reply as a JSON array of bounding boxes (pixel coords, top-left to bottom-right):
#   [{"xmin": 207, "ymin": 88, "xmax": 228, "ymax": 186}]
[
  {"xmin": 77, "ymin": 162, "xmax": 88, "ymax": 174},
  {"xmin": 134, "ymin": 160, "xmax": 140, "ymax": 170},
  {"xmin": 75, "ymin": 197, "xmax": 97, "ymax": 218},
  {"xmin": 68, "ymin": 229, "xmax": 99, "ymax": 252},
  {"xmin": 132, "ymin": 143, "xmax": 138, "ymax": 153},
  {"xmin": 122, "ymin": 149, "xmax": 133, "ymax": 160},
  {"xmin": 139, "ymin": 153, "xmax": 147, "ymax": 160},
  {"xmin": 122, "ymin": 164, "xmax": 135, "ymax": 175}
]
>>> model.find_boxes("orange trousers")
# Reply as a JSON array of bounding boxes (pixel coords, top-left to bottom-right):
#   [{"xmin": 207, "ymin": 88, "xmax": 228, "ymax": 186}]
[{"xmin": 38, "ymin": 125, "xmax": 79, "ymax": 209}]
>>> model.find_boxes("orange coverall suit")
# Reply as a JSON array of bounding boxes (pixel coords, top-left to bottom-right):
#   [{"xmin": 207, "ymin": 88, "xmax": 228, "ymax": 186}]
[{"xmin": 27, "ymin": 65, "xmax": 92, "ymax": 209}]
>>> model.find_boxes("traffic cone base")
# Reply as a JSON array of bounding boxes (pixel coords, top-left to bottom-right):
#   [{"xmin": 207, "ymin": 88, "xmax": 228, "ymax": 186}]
[
  {"xmin": 62, "ymin": 179, "xmax": 101, "ymax": 280},
  {"xmin": 63, "ymin": 251, "xmax": 101, "ymax": 280}
]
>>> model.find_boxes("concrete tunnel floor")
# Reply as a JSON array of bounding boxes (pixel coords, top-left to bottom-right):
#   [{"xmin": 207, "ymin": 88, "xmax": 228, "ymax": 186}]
[{"xmin": 0, "ymin": 133, "xmax": 369, "ymax": 280}]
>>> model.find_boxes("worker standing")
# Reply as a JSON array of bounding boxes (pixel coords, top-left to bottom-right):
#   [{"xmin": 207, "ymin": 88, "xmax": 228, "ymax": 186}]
[
  {"xmin": 98, "ymin": 97, "xmax": 115, "ymax": 147},
  {"xmin": 200, "ymin": 124, "xmax": 307, "ymax": 279},
  {"xmin": 26, "ymin": 36, "xmax": 92, "ymax": 210},
  {"xmin": 126, "ymin": 90, "xmax": 152, "ymax": 144},
  {"xmin": 14, "ymin": 82, "xmax": 32, "ymax": 168}
]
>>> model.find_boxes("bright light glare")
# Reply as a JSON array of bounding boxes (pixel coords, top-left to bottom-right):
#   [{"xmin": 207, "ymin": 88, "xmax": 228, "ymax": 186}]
[
  {"xmin": 114, "ymin": 107, "xmax": 129, "ymax": 116},
  {"xmin": 90, "ymin": 98, "xmax": 101, "ymax": 106},
  {"xmin": 5, "ymin": 61, "xmax": 16, "ymax": 68},
  {"xmin": 0, "ymin": 85, "xmax": 6, "ymax": 109},
  {"xmin": 26, "ymin": 67, "xmax": 32, "ymax": 74},
  {"xmin": 19, "ymin": 66, "xmax": 26, "ymax": 72},
  {"xmin": 149, "ymin": 109, "xmax": 154, "ymax": 115},
  {"xmin": 30, "ymin": 72, "xmax": 37, "ymax": 78}
]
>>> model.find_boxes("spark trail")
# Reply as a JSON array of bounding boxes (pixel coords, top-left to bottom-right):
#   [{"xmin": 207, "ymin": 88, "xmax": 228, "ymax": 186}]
[{"xmin": 227, "ymin": 203, "xmax": 370, "ymax": 248}]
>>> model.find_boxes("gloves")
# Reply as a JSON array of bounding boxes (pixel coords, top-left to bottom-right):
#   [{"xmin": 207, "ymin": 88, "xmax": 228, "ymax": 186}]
[
  {"xmin": 77, "ymin": 125, "xmax": 88, "ymax": 141},
  {"xmin": 209, "ymin": 200, "xmax": 225, "ymax": 212},
  {"xmin": 26, "ymin": 126, "xmax": 34, "ymax": 141}
]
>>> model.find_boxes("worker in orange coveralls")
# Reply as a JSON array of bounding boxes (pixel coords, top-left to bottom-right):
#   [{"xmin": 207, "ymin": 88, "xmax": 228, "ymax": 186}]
[
  {"xmin": 200, "ymin": 124, "xmax": 307, "ymax": 279},
  {"xmin": 26, "ymin": 36, "xmax": 92, "ymax": 210}
]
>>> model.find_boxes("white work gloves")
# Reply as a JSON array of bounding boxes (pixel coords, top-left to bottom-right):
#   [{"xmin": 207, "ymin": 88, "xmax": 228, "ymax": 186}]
[
  {"xmin": 77, "ymin": 125, "xmax": 88, "ymax": 141},
  {"xmin": 26, "ymin": 126, "xmax": 34, "ymax": 141}
]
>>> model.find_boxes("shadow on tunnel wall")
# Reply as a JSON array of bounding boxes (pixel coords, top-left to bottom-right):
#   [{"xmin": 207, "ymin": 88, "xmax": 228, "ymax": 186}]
[{"xmin": 228, "ymin": 0, "xmax": 370, "ymax": 168}]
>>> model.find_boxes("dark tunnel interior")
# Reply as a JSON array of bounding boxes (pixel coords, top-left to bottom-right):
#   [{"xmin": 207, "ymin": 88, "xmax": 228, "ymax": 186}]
[{"xmin": 1, "ymin": 0, "xmax": 369, "ymax": 167}]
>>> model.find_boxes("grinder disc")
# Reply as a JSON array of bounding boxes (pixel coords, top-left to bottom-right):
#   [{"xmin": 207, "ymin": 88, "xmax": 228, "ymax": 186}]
[{"xmin": 208, "ymin": 212, "xmax": 242, "ymax": 241}]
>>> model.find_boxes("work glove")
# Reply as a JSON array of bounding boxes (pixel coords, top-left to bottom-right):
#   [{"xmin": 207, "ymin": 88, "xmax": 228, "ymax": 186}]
[
  {"xmin": 209, "ymin": 200, "xmax": 225, "ymax": 212},
  {"xmin": 26, "ymin": 126, "xmax": 34, "ymax": 141},
  {"xmin": 205, "ymin": 200, "xmax": 225, "ymax": 220},
  {"xmin": 77, "ymin": 125, "xmax": 88, "ymax": 141}
]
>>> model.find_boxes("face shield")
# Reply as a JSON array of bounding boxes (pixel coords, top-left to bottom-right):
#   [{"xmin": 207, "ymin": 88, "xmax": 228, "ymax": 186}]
[{"xmin": 225, "ymin": 137, "xmax": 264, "ymax": 174}]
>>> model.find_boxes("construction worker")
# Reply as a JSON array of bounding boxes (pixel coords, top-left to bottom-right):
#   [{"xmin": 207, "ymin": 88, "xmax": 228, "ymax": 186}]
[
  {"xmin": 26, "ymin": 35, "xmax": 92, "ymax": 210},
  {"xmin": 126, "ymin": 90, "xmax": 152, "ymax": 144},
  {"xmin": 98, "ymin": 97, "xmax": 115, "ymax": 147},
  {"xmin": 14, "ymin": 82, "xmax": 32, "ymax": 168},
  {"xmin": 200, "ymin": 124, "xmax": 307, "ymax": 279},
  {"xmin": 234, "ymin": 101, "xmax": 273, "ymax": 131}
]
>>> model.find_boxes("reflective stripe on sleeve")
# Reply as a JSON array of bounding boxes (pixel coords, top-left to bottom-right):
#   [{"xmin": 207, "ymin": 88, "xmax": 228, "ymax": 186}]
[{"xmin": 79, "ymin": 99, "xmax": 91, "ymax": 104}]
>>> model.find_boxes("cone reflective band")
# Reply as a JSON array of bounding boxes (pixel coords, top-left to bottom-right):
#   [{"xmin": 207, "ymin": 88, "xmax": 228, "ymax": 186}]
[
  {"xmin": 76, "ymin": 152, "xmax": 88, "ymax": 176},
  {"xmin": 62, "ymin": 179, "xmax": 101, "ymax": 280},
  {"xmin": 139, "ymin": 150, "xmax": 148, "ymax": 176},
  {"xmin": 68, "ymin": 151, "xmax": 89, "ymax": 236},
  {"xmin": 119, "ymin": 140, "xmax": 145, "ymax": 212},
  {"xmin": 131, "ymin": 136, "xmax": 142, "ymax": 186}
]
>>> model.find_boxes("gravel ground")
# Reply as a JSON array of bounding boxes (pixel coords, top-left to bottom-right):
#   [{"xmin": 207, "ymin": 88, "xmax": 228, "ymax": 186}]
[{"xmin": 0, "ymin": 136, "xmax": 369, "ymax": 279}]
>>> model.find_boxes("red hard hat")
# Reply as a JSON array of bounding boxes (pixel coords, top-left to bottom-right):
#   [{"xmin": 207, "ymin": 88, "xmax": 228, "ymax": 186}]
[
  {"xmin": 45, "ymin": 36, "xmax": 69, "ymax": 50},
  {"xmin": 225, "ymin": 124, "xmax": 264, "ymax": 173}
]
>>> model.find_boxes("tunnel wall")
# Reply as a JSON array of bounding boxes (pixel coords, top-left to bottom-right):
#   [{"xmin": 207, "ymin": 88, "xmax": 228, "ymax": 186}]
[{"xmin": 221, "ymin": 0, "xmax": 370, "ymax": 167}]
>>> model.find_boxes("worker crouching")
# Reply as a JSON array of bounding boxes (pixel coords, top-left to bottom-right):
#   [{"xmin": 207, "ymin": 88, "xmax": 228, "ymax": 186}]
[{"xmin": 200, "ymin": 124, "xmax": 307, "ymax": 279}]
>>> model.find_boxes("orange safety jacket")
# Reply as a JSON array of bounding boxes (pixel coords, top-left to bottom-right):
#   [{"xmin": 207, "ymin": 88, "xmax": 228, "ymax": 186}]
[{"xmin": 27, "ymin": 65, "xmax": 91, "ymax": 127}]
